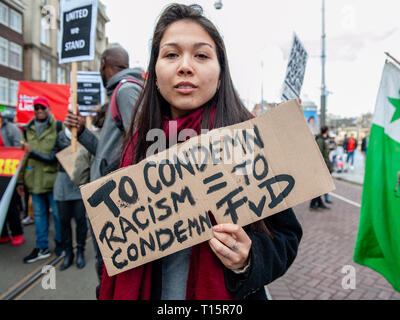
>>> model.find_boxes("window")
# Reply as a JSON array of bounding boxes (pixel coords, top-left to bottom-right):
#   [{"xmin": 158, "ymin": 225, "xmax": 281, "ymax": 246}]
[
  {"xmin": 0, "ymin": 37, "xmax": 8, "ymax": 66},
  {"xmin": 0, "ymin": 2, "xmax": 8, "ymax": 26},
  {"xmin": 9, "ymin": 9, "xmax": 22, "ymax": 33},
  {"xmin": 57, "ymin": 67, "xmax": 66, "ymax": 84},
  {"xmin": 40, "ymin": 17, "xmax": 51, "ymax": 46},
  {"xmin": 0, "ymin": 77, "xmax": 9, "ymax": 105},
  {"xmin": 9, "ymin": 42, "xmax": 22, "ymax": 70},
  {"xmin": 40, "ymin": 59, "xmax": 51, "ymax": 82},
  {"xmin": 9, "ymin": 80, "xmax": 18, "ymax": 106}
]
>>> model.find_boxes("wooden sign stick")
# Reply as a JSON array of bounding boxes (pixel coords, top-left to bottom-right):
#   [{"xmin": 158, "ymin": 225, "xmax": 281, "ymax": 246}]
[
  {"xmin": 86, "ymin": 116, "xmax": 92, "ymax": 131},
  {"xmin": 71, "ymin": 61, "xmax": 78, "ymax": 152}
]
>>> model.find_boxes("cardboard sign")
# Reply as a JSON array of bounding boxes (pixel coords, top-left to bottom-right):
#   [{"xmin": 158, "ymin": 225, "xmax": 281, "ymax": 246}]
[
  {"xmin": 281, "ymin": 34, "xmax": 308, "ymax": 101},
  {"xmin": 81, "ymin": 100, "xmax": 335, "ymax": 276},
  {"xmin": 16, "ymin": 81, "xmax": 70, "ymax": 124},
  {"xmin": 59, "ymin": 0, "xmax": 98, "ymax": 64},
  {"xmin": 56, "ymin": 143, "xmax": 83, "ymax": 179}
]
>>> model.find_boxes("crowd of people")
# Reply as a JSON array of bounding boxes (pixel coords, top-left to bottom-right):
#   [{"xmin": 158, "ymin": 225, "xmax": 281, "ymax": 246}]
[
  {"xmin": 0, "ymin": 4, "xmax": 306, "ymax": 300},
  {"xmin": 308, "ymin": 123, "xmax": 369, "ymax": 211}
]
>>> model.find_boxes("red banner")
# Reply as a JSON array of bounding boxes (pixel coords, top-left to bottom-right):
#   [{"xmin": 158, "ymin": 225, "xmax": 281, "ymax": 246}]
[
  {"xmin": 0, "ymin": 147, "xmax": 26, "ymax": 177},
  {"xmin": 16, "ymin": 81, "xmax": 71, "ymax": 124}
]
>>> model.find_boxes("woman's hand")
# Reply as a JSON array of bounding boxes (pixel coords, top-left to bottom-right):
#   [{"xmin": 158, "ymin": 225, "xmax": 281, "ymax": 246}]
[{"xmin": 208, "ymin": 224, "xmax": 252, "ymax": 270}]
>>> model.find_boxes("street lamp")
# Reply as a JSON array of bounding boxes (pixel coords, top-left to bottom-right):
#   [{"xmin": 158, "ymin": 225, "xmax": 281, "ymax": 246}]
[
  {"xmin": 214, "ymin": 0, "xmax": 223, "ymax": 10},
  {"xmin": 320, "ymin": 0, "xmax": 327, "ymax": 127}
]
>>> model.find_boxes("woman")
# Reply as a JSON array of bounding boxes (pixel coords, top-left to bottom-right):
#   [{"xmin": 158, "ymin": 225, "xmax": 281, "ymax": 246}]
[
  {"xmin": 55, "ymin": 128, "xmax": 88, "ymax": 270},
  {"xmin": 100, "ymin": 3, "xmax": 302, "ymax": 300}
]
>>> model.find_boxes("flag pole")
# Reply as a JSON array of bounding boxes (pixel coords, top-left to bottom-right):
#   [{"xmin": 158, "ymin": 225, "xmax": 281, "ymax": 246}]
[{"xmin": 385, "ymin": 52, "xmax": 400, "ymax": 68}]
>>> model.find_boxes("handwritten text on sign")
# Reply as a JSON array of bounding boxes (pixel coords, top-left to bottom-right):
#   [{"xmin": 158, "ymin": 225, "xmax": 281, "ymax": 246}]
[{"xmin": 81, "ymin": 100, "xmax": 335, "ymax": 276}]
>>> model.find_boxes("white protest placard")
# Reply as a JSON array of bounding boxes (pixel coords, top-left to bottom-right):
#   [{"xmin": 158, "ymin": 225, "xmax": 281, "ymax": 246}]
[
  {"xmin": 81, "ymin": 99, "xmax": 335, "ymax": 276},
  {"xmin": 281, "ymin": 34, "xmax": 308, "ymax": 101},
  {"xmin": 59, "ymin": 0, "xmax": 98, "ymax": 64},
  {"xmin": 77, "ymin": 71, "xmax": 104, "ymax": 116}
]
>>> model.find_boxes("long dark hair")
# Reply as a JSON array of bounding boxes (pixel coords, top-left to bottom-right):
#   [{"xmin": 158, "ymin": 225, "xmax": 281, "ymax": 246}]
[{"xmin": 124, "ymin": 3, "xmax": 272, "ymax": 236}]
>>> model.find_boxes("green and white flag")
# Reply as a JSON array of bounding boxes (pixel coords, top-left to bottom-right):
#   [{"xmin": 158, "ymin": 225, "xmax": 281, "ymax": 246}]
[{"xmin": 354, "ymin": 61, "xmax": 400, "ymax": 292}]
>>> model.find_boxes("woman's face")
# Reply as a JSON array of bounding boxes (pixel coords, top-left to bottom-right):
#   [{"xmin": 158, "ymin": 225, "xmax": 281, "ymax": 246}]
[{"xmin": 156, "ymin": 20, "xmax": 221, "ymax": 119}]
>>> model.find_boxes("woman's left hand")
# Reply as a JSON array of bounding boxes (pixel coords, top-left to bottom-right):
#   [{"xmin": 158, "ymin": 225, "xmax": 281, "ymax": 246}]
[{"xmin": 208, "ymin": 224, "xmax": 252, "ymax": 271}]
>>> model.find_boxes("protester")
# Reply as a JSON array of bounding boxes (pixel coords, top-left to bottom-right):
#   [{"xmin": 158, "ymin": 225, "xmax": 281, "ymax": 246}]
[
  {"xmin": 336, "ymin": 154, "xmax": 345, "ymax": 173},
  {"xmin": 21, "ymin": 195, "xmax": 35, "ymax": 226},
  {"xmin": 30, "ymin": 123, "xmax": 88, "ymax": 270},
  {"xmin": 345, "ymin": 133, "xmax": 357, "ymax": 171},
  {"xmin": 324, "ymin": 132, "xmax": 336, "ymax": 203},
  {"xmin": 361, "ymin": 131, "xmax": 369, "ymax": 162},
  {"xmin": 71, "ymin": 103, "xmax": 108, "ymax": 187},
  {"xmin": 64, "ymin": 47, "xmax": 145, "ymax": 292},
  {"xmin": 60, "ymin": 104, "xmax": 109, "ymax": 270},
  {"xmin": 98, "ymin": 4, "xmax": 303, "ymax": 300},
  {"xmin": 310, "ymin": 126, "xmax": 332, "ymax": 210},
  {"xmin": 17, "ymin": 97, "xmax": 63, "ymax": 263},
  {"xmin": 0, "ymin": 112, "xmax": 24, "ymax": 246},
  {"xmin": 343, "ymin": 134, "xmax": 348, "ymax": 154},
  {"xmin": 328, "ymin": 133, "xmax": 337, "ymax": 165}
]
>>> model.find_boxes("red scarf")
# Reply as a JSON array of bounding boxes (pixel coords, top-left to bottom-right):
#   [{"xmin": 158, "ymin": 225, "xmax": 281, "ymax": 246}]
[{"xmin": 99, "ymin": 105, "xmax": 235, "ymax": 300}]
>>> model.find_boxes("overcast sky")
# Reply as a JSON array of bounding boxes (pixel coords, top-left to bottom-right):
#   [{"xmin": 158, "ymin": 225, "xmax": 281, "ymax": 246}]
[{"xmin": 101, "ymin": 0, "xmax": 400, "ymax": 118}]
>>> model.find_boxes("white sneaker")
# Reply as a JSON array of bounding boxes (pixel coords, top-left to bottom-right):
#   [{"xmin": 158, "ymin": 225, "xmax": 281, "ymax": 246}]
[{"xmin": 21, "ymin": 216, "xmax": 35, "ymax": 225}]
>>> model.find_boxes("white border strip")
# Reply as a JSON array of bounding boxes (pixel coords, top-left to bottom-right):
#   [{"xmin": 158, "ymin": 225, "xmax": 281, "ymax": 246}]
[{"xmin": 330, "ymin": 192, "xmax": 361, "ymax": 208}]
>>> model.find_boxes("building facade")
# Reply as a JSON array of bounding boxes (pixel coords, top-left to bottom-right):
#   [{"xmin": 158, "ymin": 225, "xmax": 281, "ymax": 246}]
[
  {"xmin": 0, "ymin": 0, "xmax": 25, "ymax": 117},
  {"xmin": 22, "ymin": 0, "xmax": 109, "ymax": 85}
]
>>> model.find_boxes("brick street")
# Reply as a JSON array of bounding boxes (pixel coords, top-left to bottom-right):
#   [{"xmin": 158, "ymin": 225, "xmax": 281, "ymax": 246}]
[{"xmin": 268, "ymin": 179, "xmax": 400, "ymax": 300}]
